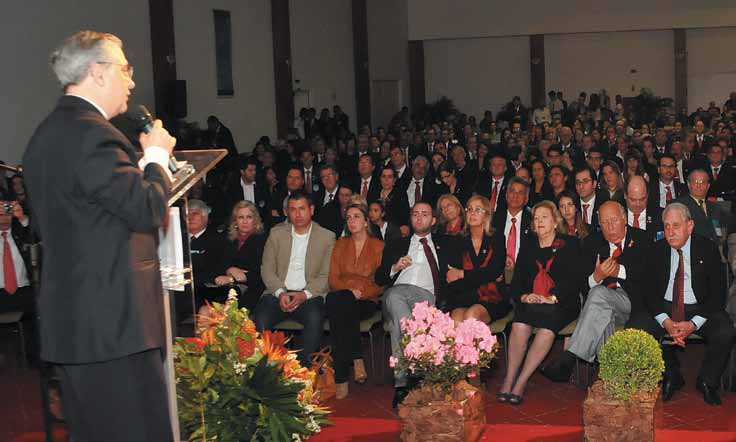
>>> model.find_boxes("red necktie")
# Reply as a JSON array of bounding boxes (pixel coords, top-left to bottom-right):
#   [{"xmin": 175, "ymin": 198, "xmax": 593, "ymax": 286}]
[
  {"xmin": 305, "ymin": 170, "xmax": 312, "ymax": 193},
  {"xmin": 633, "ymin": 213, "xmax": 640, "ymax": 229},
  {"xmin": 671, "ymin": 249, "xmax": 685, "ymax": 322},
  {"xmin": 3, "ymin": 232, "xmax": 18, "ymax": 295},
  {"xmin": 582, "ymin": 203, "xmax": 590, "ymax": 224},
  {"xmin": 507, "ymin": 217, "xmax": 517, "ymax": 263},
  {"xmin": 490, "ymin": 181, "xmax": 499, "ymax": 210},
  {"xmin": 414, "ymin": 181, "xmax": 422, "ymax": 204},
  {"xmin": 419, "ymin": 237, "xmax": 441, "ymax": 301},
  {"xmin": 665, "ymin": 186, "xmax": 673, "ymax": 203},
  {"xmin": 606, "ymin": 242, "xmax": 623, "ymax": 288},
  {"xmin": 361, "ymin": 180, "xmax": 368, "ymax": 199},
  {"xmin": 713, "ymin": 167, "xmax": 720, "ymax": 181}
]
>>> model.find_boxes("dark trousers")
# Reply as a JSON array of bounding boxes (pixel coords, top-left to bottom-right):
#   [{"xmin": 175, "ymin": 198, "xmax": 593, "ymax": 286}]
[
  {"xmin": 325, "ymin": 290, "xmax": 378, "ymax": 383},
  {"xmin": 253, "ymin": 295, "xmax": 325, "ymax": 366},
  {"xmin": 630, "ymin": 303, "xmax": 736, "ymax": 388},
  {"xmin": 56, "ymin": 348, "xmax": 173, "ymax": 442},
  {"xmin": 1, "ymin": 286, "xmax": 38, "ymax": 361}
]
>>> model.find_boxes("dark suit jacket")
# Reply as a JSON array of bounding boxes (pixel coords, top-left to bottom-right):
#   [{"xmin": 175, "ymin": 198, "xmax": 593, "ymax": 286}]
[
  {"xmin": 707, "ymin": 164, "xmax": 736, "ymax": 201},
  {"xmin": 492, "ymin": 207, "xmax": 533, "ymax": 242},
  {"xmin": 6, "ymin": 218, "xmax": 33, "ymax": 281},
  {"xmin": 225, "ymin": 178, "xmax": 271, "ymax": 224},
  {"xmin": 190, "ymin": 227, "xmax": 227, "ymax": 287},
  {"xmin": 315, "ymin": 199, "xmax": 345, "ymax": 237},
  {"xmin": 648, "ymin": 179, "xmax": 687, "ymax": 209},
  {"xmin": 406, "ymin": 177, "xmax": 445, "ymax": 208},
  {"xmin": 221, "ymin": 233, "xmax": 267, "ymax": 298},
  {"xmin": 352, "ymin": 175, "xmax": 381, "ymax": 204},
  {"xmin": 624, "ymin": 205, "xmax": 664, "ymax": 242},
  {"xmin": 476, "ymin": 174, "xmax": 510, "ymax": 213},
  {"xmin": 644, "ymin": 235, "xmax": 725, "ymax": 322},
  {"xmin": 673, "ymin": 195, "xmax": 717, "ymax": 241},
  {"xmin": 375, "ymin": 233, "xmax": 462, "ymax": 303},
  {"xmin": 580, "ymin": 228, "xmax": 652, "ymax": 317},
  {"xmin": 371, "ymin": 221, "xmax": 402, "ymax": 243},
  {"xmin": 577, "ymin": 192, "xmax": 605, "ymax": 232},
  {"xmin": 382, "ymin": 189, "xmax": 410, "ymax": 227},
  {"xmin": 23, "ymin": 95, "xmax": 170, "ymax": 364}
]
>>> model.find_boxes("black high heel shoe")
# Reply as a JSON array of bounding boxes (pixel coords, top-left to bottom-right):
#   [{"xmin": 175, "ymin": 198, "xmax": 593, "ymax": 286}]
[
  {"xmin": 508, "ymin": 393, "xmax": 524, "ymax": 405},
  {"xmin": 496, "ymin": 392, "xmax": 511, "ymax": 403}
]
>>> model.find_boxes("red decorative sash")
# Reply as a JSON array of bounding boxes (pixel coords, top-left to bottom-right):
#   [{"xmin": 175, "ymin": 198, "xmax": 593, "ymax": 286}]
[
  {"xmin": 533, "ymin": 257, "xmax": 556, "ymax": 298},
  {"xmin": 463, "ymin": 249, "xmax": 501, "ymax": 303}
]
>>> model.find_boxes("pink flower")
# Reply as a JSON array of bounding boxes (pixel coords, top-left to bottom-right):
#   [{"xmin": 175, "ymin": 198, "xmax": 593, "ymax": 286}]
[{"xmin": 389, "ymin": 356, "xmax": 398, "ymax": 368}]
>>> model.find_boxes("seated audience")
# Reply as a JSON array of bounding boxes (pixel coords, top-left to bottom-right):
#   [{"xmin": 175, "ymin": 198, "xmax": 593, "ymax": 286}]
[
  {"xmin": 353, "ymin": 154, "xmax": 380, "ymax": 204},
  {"xmin": 499, "ymin": 201, "xmax": 581, "ymax": 404},
  {"xmin": 639, "ymin": 203, "xmax": 735, "ymax": 406},
  {"xmin": 492, "ymin": 177, "xmax": 533, "ymax": 280},
  {"xmin": 446, "ymin": 195, "xmax": 509, "ymax": 324},
  {"xmin": 378, "ymin": 166, "xmax": 410, "ymax": 235},
  {"xmin": 600, "ymin": 161, "xmax": 625, "ymax": 205},
  {"xmin": 326, "ymin": 200, "xmax": 384, "ymax": 399},
  {"xmin": 255, "ymin": 192, "xmax": 336, "ymax": 366},
  {"xmin": 376, "ymin": 201, "xmax": 461, "ymax": 408},
  {"xmin": 270, "ymin": 166, "xmax": 305, "ymax": 223},
  {"xmin": 436, "ymin": 194, "xmax": 465, "ymax": 235},
  {"xmin": 406, "ymin": 155, "xmax": 443, "ymax": 209},
  {"xmin": 528, "ymin": 159, "xmax": 553, "ymax": 207},
  {"xmin": 437, "ymin": 161, "xmax": 470, "ymax": 206},
  {"xmin": 226, "ymin": 157, "xmax": 270, "ymax": 226},
  {"xmin": 542, "ymin": 201, "xmax": 652, "ymax": 382},
  {"xmin": 557, "ymin": 190, "xmax": 589, "ymax": 239},
  {"xmin": 186, "ymin": 200, "xmax": 227, "ymax": 308},
  {"xmin": 649, "ymin": 154, "xmax": 687, "ymax": 209},
  {"xmin": 574, "ymin": 166, "xmax": 603, "ymax": 230},
  {"xmin": 478, "ymin": 153, "xmax": 510, "ymax": 213},
  {"xmin": 368, "ymin": 200, "xmax": 401, "ymax": 242},
  {"xmin": 674, "ymin": 170, "xmax": 718, "ymax": 241},
  {"xmin": 548, "ymin": 165, "xmax": 569, "ymax": 201},
  {"xmin": 625, "ymin": 176, "xmax": 663, "ymax": 242},
  {"xmin": 316, "ymin": 185, "xmax": 353, "ymax": 237},
  {"xmin": 213, "ymin": 201, "xmax": 267, "ymax": 310}
]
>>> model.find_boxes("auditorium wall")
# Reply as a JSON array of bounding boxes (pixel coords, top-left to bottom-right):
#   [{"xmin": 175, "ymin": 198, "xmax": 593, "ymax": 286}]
[
  {"xmin": 687, "ymin": 27, "xmax": 736, "ymax": 112},
  {"xmin": 1, "ymin": 0, "xmax": 154, "ymax": 165},
  {"xmin": 173, "ymin": 0, "xmax": 277, "ymax": 151},
  {"xmin": 544, "ymin": 31, "xmax": 675, "ymax": 106},
  {"xmin": 424, "ymin": 36, "xmax": 531, "ymax": 120},
  {"xmin": 289, "ymin": 0, "xmax": 356, "ymax": 133},
  {"xmin": 408, "ymin": 0, "xmax": 736, "ymax": 41}
]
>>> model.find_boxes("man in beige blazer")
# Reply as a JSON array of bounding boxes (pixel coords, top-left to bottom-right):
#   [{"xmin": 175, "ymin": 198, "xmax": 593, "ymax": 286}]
[{"xmin": 255, "ymin": 191, "xmax": 336, "ymax": 365}]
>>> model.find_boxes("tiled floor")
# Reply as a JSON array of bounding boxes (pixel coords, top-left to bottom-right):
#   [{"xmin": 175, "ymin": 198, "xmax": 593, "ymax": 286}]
[{"xmin": 2, "ymin": 330, "xmax": 735, "ymax": 441}]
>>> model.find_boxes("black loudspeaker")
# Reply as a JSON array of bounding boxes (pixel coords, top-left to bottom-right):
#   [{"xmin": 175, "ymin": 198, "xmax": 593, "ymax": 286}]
[{"xmin": 167, "ymin": 79, "xmax": 187, "ymax": 119}]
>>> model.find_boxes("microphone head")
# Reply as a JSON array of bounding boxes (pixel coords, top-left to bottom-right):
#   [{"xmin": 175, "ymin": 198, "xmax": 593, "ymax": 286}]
[{"xmin": 126, "ymin": 105, "xmax": 154, "ymax": 132}]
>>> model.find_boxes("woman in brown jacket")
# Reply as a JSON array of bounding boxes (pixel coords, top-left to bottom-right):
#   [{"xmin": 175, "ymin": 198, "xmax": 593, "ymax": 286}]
[{"xmin": 326, "ymin": 199, "xmax": 384, "ymax": 399}]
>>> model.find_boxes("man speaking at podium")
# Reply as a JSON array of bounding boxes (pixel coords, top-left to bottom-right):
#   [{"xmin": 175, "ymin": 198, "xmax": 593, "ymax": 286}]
[{"xmin": 23, "ymin": 31, "xmax": 175, "ymax": 441}]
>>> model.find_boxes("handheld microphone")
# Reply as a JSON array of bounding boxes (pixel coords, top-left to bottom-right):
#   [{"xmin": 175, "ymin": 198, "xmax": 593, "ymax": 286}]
[{"xmin": 128, "ymin": 105, "xmax": 179, "ymax": 173}]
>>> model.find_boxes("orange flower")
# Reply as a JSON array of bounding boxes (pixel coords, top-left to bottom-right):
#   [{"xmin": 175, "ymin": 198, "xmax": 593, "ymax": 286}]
[
  {"xmin": 259, "ymin": 330, "xmax": 290, "ymax": 365},
  {"xmin": 241, "ymin": 319, "xmax": 257, "ymax": 337},
  {"xmin": 200, "ymin": 328, "xmax": 217, "ymax": 346},
  {"xmin": 236, "ymin": 336, "xmax": 256, "ymax": 360},
  {"xmin": 184, "ymin": 337, "xmax": 206, "ymax": 351}
]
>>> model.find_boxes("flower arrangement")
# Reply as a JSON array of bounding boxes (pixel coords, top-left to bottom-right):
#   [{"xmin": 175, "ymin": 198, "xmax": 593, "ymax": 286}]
[
  {"xmin": 174, "ymin": 290, "xmax": 330, "ymax": 442},
  {"xmin": 389, "ymin": 302, "xmax": 498, "ymax": 392}
]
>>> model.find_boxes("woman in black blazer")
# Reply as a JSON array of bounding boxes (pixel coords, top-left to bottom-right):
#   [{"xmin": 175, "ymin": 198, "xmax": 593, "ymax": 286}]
[
  {"xmin": 212, "ymin": 200, "xmax": 267, "ymax": 310},
  {"xmin": 368, "ymin": 200, "xmax": 402, "ymax": 242},
  {"xmin": 377, "ymin": 166, "xmax": 410, "ymax": 234}
]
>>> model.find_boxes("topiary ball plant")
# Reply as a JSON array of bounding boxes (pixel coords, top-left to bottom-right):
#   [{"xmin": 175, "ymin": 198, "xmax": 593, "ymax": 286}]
[{"xmin": 598, "ymin": 329, "xmax": 665, "ymax": 402}]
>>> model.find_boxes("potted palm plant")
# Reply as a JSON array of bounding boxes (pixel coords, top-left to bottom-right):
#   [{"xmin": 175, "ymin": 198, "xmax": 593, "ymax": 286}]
[{"xmin": 583, "ymin": 329, "xmax": 664, "ymax": 442}]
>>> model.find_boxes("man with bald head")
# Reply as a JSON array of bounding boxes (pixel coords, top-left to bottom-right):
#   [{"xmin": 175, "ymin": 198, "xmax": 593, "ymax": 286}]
[
  {"xmin": 543, "ymin": 201, "xmax": 652, "ymax": 382},
  {"xmin": 625, "ymin": 176, "xmax": 663, "ymax": 241}
]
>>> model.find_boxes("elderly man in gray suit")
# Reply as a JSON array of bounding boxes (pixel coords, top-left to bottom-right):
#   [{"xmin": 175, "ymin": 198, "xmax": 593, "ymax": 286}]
[{"xmin": 255, "ymin": 191, "xmax": 335, "ymax": 365}]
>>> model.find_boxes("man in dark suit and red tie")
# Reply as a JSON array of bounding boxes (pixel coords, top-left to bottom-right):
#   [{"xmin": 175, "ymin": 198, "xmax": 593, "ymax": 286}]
[
  {"xmin": 638, "ymin": 203, "xmax": 735, "ymax": 405},
  {"xmin": 23, "ymin": 31, "xmax": 175, "ymax": 441}
]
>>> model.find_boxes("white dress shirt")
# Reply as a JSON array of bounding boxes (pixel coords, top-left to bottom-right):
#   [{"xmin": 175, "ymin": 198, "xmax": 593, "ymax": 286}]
[
  {"xmin": 407, "ymin": 178, "xmax": 424, "ymax": 207},
  {"xmin": 392, "ymin": 234, "xmax": 439, "ymax": 294},
  {"xmin": 0, "ymin": 228, "xmax": 30, "ymax": 290},
  {"xmin": 274, "ymin": 225, "xmax": 314, "ymax": 299},
  {"xmin": 580, "ymin": 194, "xmax": 596, "ymax": 224},
  {"xmin": 588, "ymin": 233, "xmax": 628, "ymax": 287},
  {"xmin": 627, "ymin": 209, "xmax": 647, "ymax": 230},
  {"xmin": 396, "ymin": 164, "xmax": 407, "ymax": 180},
  {"xmin": 240, "ymin": 178, "xmax": 256, "ymax": 203},
  {"xmin": 658, "ymin": 180, "xmax": 674, "ymax": 208},
  {"xmin": 503, "ymin": 210, "xmax": 522, "ymax": 259},
  {"xmin": 675, "ymin": 159, "xmax": 685, "ymax": 183},
  {"xmin": 323, "ymin": 187, "xmax": 337, "ymax": 206},
  {"xmin": 654, "ymin": 237, "xmax": 705, "ymax": 329}
]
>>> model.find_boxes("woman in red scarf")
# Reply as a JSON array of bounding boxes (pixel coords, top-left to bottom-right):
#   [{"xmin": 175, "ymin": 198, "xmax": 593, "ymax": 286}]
[
  {"xmin": 213, "ymin": 201, "xmax": 267, "ymax": 310},
  {"xmin": 498, "ymin": 201, "xmax": 581, "ymax": 405}
]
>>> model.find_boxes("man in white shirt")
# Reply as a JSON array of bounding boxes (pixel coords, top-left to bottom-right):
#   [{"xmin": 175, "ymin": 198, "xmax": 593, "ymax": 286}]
[
  {"xmin": 626, "ymin": 176, "xmax": 663, "ymax": 241},
  {"xmin": 575, "ymin": 166, "xmax": 600, "ymax": 229},
  {"xmin": 376, "ymin": 202, "xmax": 461, "ymax": 407},
  {"xmin": 256, "ymin": 192, "xmax": 336, "ymax": 366},
  {"xmin": 0, "ymin": 198, "xmax": 33, "ymax": 325}
]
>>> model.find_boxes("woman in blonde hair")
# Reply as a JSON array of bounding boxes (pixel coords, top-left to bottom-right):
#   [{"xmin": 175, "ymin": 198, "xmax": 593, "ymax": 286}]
[
  {"xmin": 436, "ymin": 193, "xmax": 465, "ymax": 235},
  {"xmin": 498, "ymin": 201, "xmax": 580, "ymax": 405},
  {"xmin": 326, "ymin": 200, "xmax": 384, "ymax": 399},
  {"xmin": 446, "ymin": 195, "xmax": 509, "ymax": 324},
  {"xmin": 212, "ymin": 201, "xmax": 267, "ymax": 310}
]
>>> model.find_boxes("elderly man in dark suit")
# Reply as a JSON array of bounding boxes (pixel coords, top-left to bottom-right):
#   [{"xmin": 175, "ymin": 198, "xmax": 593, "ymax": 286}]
[
  {"xmin": 543, "ymin": 201, "xmax": 652, "ymax": 382},
  {"xmin": 640, "ymin": 203, "xmax": 735, "ymax": 405},
  {"xmin": 23, "ymin": 31, "xmax": 175, "ymax": 441},
  {"xmin": 625, "ymin": 176, "xmax": 664, "ymax": 242},
  {"xmin": 674, "ymin": 169, "xmax": 718, "ymax": 242}
]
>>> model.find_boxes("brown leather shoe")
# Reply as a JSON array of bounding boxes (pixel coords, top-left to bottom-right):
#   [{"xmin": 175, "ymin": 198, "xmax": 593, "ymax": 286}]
[
  {"xmin": 336, "ymin": 382, "xmax": 349, "ymax": 400},
  {"xmin": 353, "ymin": 359, "xmax": 368, "ymax": 384}
]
